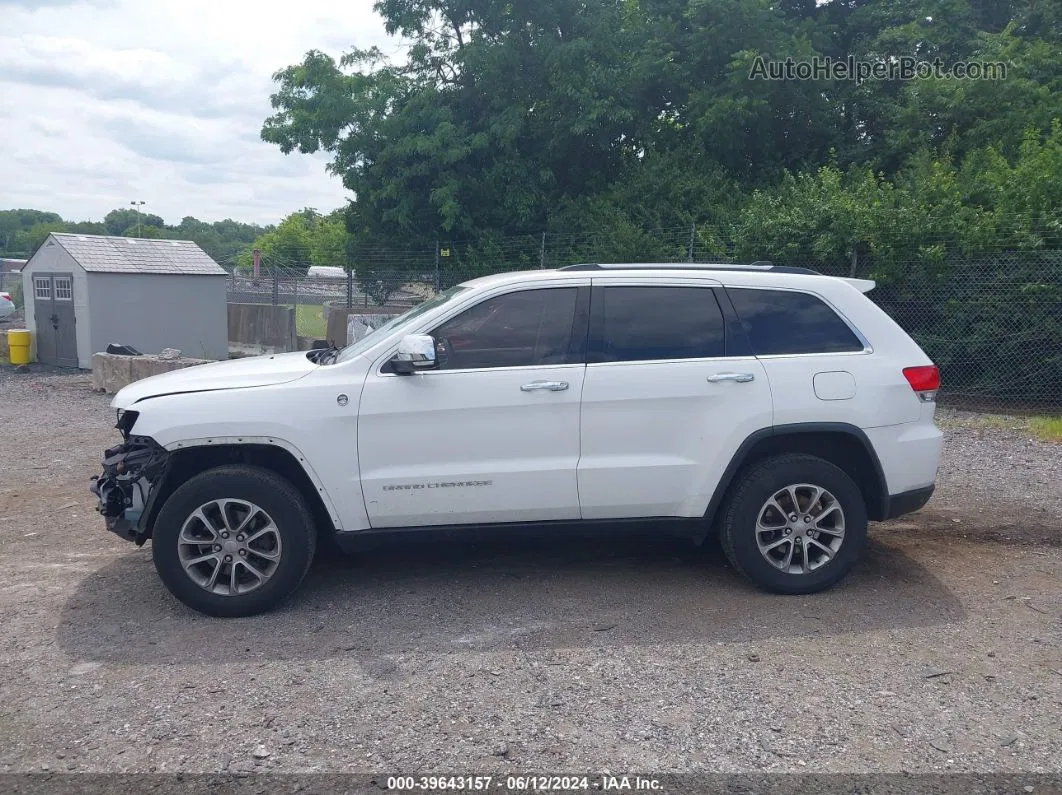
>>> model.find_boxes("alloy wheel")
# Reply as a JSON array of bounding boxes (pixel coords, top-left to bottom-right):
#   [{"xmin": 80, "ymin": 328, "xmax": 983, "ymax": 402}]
[
  {"xmin": 177, "ymin": 499, "xmax": 283, "ymax": 596},
  {"xmin": 755, "ymin": 483, "xmax": 846, "ymax": 575}
]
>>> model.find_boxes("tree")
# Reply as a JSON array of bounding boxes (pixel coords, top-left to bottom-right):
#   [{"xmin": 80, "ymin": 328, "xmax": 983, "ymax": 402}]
[
  {"xmin": 0, "ymin": 209, "xmax": 63, "ymax": 254},
  {"xmin": 1, "ymin": 207, "xmax": 270, "ymax": 268},
  {"xmin": 17, "ymin": 221, "xmax": 69, "ymax": 256},
  {"xmin": 238, "ymin": 209, "xmax": 320, "ymax": 273},
  {"xmin": 262, "ymin": 1, "xmax": 658, "ymax": 243},
  {"xmin": 310, "ymin": 210, "xmax": 350, "ymax": 269},
  {"xmin": 104, "ymin": 208, "xmax": 165, "ymax": 236},
  {"xmin": 260, "ymin": 0, "xmax": 1062, "ymax": 250},
  {"xmin": 122, "ymin": 224, "xmax": 167, "ymax": 239}
]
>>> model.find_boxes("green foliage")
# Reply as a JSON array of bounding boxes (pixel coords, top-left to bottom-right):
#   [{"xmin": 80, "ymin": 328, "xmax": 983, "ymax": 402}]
[
  {"xmin": 18, "ymin": 221, "xmax": 70, "ymax": 256},
  {"xmin": 0, "ymin": 208, "xmax": 267, "ymax": 266},
  {"xmin": 255, "ymin": 0, "xmax": 1062, "ymax": 402},
  {"xmin": 236, "ymin": 208, "xmax": 352, "ymax": 275},
  {"xmin": 105, "ymin": 208, "xmax": 165, "ymax": 236},
  {"xmin": 261, "ymin": 0, "xmax": 1062, "ymax": 249},
  {"xmin": 121, "ymin": 224, "xmax": 167, "ymax": 239},
  {"xmin": 0, "ymin": 209, "xmax": 61, "ymax": 252}
]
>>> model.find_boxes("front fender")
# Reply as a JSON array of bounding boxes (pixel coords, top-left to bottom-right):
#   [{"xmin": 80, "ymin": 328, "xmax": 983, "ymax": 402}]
[
  {"xmin": 123, "ymin": 371, "xmax": 370, "ymax": 534},
  {"xmin": 159, "ymin": 435, "xmax": 344, "ymax": 531}
]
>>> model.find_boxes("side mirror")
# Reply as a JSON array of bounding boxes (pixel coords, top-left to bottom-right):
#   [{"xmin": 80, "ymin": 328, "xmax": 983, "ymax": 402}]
[{"xmin": 391, "ymin": 334, "xmax": 437, "ymax": 375}]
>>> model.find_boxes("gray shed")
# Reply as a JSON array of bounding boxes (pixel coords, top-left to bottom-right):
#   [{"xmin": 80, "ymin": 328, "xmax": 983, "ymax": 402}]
[{"xmin": 21, "ymin": 233, "xmax": 229, "ymax": 368}]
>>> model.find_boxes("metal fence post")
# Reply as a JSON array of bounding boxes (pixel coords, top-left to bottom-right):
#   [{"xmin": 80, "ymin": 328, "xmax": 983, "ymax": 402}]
[
  {"xmin": 849, "ymin": 245, "xmax": 859, "ymax": 278},
  {"xmin": 434, "ymin": 239, "xmax": 441, "ymax": 292},
  {"xmin": 271, "ymin": 269, "xmax": 279, "ymax": 306},
  {"xmin": 540, "ymin": 232, "xmax": 547, "ymax": 269},
  {"xmin": 346, "ymin": 269, "xmax": 353, "ymax": 309},
  {"xmin": 688, "ymin": 222, "xmax": 696, "ymax": 262}
]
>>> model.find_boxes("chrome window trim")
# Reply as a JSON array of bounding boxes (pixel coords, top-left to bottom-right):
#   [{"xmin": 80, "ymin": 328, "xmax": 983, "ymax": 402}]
[
  {"xmin": 376, "ymin": 362, "xmax": 585, "ymax": 379},
  {"xmin": 585, "ymin": 355, "xmax": 760, "ymax": 368}
]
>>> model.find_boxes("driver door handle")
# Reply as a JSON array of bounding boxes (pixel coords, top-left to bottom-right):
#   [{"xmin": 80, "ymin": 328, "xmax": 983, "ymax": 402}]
[
  {"xmin": 521, "ymin": 380, "xmax": 569, "ymax": 392},
  {"xmin": 707, "ymin": 372, "xmax": 755, "ymax": 383}
]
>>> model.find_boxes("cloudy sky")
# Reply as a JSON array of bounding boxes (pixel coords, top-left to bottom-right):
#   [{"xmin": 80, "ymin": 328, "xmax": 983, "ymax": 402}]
[{"xmin": 0, "ymin": 0, "xmax": 396, "ymax": 225}]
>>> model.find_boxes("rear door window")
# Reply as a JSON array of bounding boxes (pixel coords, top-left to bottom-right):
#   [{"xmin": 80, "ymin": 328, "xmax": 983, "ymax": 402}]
[
  {"xmin": 590, "ymin": 286, "xmax": 726, "ymax": 362},
  {"xmin": 727, "ymin": 288, "xmax": 865, "ymax": 355}
]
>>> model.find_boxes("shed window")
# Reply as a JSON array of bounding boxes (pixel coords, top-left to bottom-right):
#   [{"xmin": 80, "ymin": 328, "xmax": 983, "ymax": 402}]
[
  {"xmin": 54, "ymin": 277, "xmax": 73, "ymax": 301},
  {"xmin": 34, "ymin": 278, "xmax": 51, "ymax": 299}
]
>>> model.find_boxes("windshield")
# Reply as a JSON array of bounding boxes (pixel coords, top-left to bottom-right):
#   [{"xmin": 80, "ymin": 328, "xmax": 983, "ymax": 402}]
[{"xmin": 331, "ymin": 285, "xmax": 470, "ymax": 364}]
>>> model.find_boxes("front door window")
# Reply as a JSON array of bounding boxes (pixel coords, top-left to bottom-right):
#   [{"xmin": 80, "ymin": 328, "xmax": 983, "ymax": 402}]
[{"xmin": 430, "ymin": 287, "xmax": 579, "ymax": 370}]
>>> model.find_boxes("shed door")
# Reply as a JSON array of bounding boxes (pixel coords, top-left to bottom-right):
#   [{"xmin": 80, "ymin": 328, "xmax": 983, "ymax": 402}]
[{"xmin": 32, "ymin": 274, "xmax": 78, "ymax": 367}]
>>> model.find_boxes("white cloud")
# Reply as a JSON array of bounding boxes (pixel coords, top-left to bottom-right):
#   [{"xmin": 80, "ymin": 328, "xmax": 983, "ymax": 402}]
[{"xmin": 0, "ymin": 0, "xmax": 392, "ymax": 225}]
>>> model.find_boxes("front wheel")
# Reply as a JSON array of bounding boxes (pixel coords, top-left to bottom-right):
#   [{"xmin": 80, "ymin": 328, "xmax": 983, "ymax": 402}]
[
  {"xmin": 152, "ymin": 465, "xmax": 317, "ymax": 617},
  {"xmin": 720, "ymin": 454, "xmax": 867, "ymax": 594}
]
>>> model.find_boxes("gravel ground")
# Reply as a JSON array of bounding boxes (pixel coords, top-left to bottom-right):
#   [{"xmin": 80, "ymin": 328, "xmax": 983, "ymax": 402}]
[{"xmin": 0, "ymin": 367, "xmax": 1060, "ymax": 787}]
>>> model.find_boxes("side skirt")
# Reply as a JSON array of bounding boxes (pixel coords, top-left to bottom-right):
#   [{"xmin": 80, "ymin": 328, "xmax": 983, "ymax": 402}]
[{"xmin": 330, "ymin": 517, "xmax": 707, "ymax": 554}]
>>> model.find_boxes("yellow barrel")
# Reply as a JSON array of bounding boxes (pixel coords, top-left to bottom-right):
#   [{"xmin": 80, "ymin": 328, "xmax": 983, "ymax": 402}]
[{"xmin": 7, "ymin": 329, "xmax": 31, "ymax": 365}]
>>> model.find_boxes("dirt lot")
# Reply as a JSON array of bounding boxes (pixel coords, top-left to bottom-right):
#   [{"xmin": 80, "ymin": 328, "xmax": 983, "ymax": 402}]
[{"xmin": 0, "ymin": 367, "xmax": 1060, "ymax": 785}]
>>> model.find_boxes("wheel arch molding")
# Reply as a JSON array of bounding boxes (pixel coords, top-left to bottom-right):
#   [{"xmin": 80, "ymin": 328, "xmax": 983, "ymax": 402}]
[
  {"xmin": 703, "ymin": 422, "xmax": 890, "ymax": 531},
  {"xmin": 138, "ymin": 437, "xmax": 342, "ymax": 540}
]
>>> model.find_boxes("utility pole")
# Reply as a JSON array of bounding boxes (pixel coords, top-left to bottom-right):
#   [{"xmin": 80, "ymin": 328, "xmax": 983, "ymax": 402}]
[{"xmin": 130, "ymin": 200, "xmax": 146, "ymax": 237}]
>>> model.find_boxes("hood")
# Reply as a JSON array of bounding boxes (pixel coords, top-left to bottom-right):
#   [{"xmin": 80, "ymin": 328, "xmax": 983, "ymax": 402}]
[{"xmin": 112, "ymin": 351, "xmax": 318, "ymax": 408}]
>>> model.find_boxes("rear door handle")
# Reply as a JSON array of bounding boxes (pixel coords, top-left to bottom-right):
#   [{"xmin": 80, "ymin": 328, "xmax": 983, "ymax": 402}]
[
  {"xmin": 707, "ymin": 372, "xmax": 755, "ymax": 383},
  {"xmin": 521, "ymin": 380, "xmax": 569, "ymax": 392}
]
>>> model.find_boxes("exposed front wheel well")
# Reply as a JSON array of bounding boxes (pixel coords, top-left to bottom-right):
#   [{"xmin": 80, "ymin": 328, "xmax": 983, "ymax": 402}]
[
  {"xmin": 706, "ymin": 429, "xmax": 888, "ymax": 532},
  {"xmin": 143, "ymin": 444, "xmax": 336, "ymax": 542}
]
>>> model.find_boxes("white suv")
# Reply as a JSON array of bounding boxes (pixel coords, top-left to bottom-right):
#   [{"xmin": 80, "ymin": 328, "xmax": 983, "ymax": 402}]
[{"xmin": 92, "ymin": 263, "xmax": 943, "ymax": 617}]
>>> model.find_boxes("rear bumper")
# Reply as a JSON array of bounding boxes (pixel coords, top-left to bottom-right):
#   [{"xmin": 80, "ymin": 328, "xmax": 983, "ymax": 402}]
[{"xmin": 880, "ymin": 485, "xmax": 935, "ymax": 521}]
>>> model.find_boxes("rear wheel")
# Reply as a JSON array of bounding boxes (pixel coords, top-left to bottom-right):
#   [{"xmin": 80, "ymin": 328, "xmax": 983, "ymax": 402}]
[
  {"xmin": 152, "ymin": 465, "xmax": 316, "ymax": 617},
  {"xmin": 720, "ymin": 454, "xmax": 867, "ymax": 594}
]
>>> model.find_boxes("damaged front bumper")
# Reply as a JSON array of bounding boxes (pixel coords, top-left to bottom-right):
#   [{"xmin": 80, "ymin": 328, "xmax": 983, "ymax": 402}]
[{"xmin": 90, "ymin": 413, "xmax": 170, "ymax": 544}]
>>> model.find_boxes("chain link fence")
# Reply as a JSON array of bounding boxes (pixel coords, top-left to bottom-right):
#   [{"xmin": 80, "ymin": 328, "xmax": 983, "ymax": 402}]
[
  {"xmin": 225, "ymin": 229, "xmax": 1062, "ymax": 411},
  {"xmin": 0, "ymin": 271, "xmax": 24, "ymax": 320}
]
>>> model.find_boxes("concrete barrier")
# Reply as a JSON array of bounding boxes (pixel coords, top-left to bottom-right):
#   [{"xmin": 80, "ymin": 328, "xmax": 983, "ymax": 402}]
[
  {"xmin": 91, "ymin": 352, "xmax": 211, "ymax": 394},
  {"xmin": 228, "ymin": 303, "xmax": 296, "ymax": 356}
]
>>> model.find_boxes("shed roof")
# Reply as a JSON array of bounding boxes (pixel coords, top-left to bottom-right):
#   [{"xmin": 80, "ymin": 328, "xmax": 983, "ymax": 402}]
[{"xmin": 48, "ymin": 233, "xmax": 227, "ymax": 276}]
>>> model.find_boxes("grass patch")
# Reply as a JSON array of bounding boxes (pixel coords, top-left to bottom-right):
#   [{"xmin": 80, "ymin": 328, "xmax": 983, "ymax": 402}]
[
  {"xmin": 294, "ymin": 304, "xmax": 327, "ymax": 339},
  {"xmin": 1029, "ymin": 416, "xmax": 1062, "ymax": 442},
  {"xmin": 934, "ymin": 409, "xmax": 1028, "ymax": 432},
  {"xmin": 937, "ymin": 409, "xmax": 1062, "ymax": 442}
]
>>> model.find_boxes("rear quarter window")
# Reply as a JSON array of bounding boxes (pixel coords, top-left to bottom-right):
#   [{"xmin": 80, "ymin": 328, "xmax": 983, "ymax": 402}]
[{"xmin": 727, "ymin": 288, "xmax": 865, "ymax": 355}]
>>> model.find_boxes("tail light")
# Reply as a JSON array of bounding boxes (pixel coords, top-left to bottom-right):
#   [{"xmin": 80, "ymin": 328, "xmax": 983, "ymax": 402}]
[
  {"xmin": 0, "ymin": 292, "xmax": 11, "ymax": 301},
  {"xmin": 903, "ymin": 365, "xmax": 940, "ymax": 402}
]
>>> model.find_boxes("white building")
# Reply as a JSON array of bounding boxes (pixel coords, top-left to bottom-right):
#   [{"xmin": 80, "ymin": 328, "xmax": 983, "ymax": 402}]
[{"xmin": 21, "ymin": 233, "xmax": 228, "ymax": 368}]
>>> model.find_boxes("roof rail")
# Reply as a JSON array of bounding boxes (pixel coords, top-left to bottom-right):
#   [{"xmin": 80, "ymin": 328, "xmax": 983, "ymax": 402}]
[{"xmin": 557, "ymin": 262, "xmax": 822, "ymax": 276}]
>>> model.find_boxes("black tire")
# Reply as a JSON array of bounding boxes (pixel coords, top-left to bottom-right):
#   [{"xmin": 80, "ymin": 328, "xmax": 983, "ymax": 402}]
[
  {"xmin": 152, "ymin": 465, "xmax": 317, "ymax": 617},
  {"xmin": 720, "ymin": 454, "xmax": 867, "ymax": 594}
]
